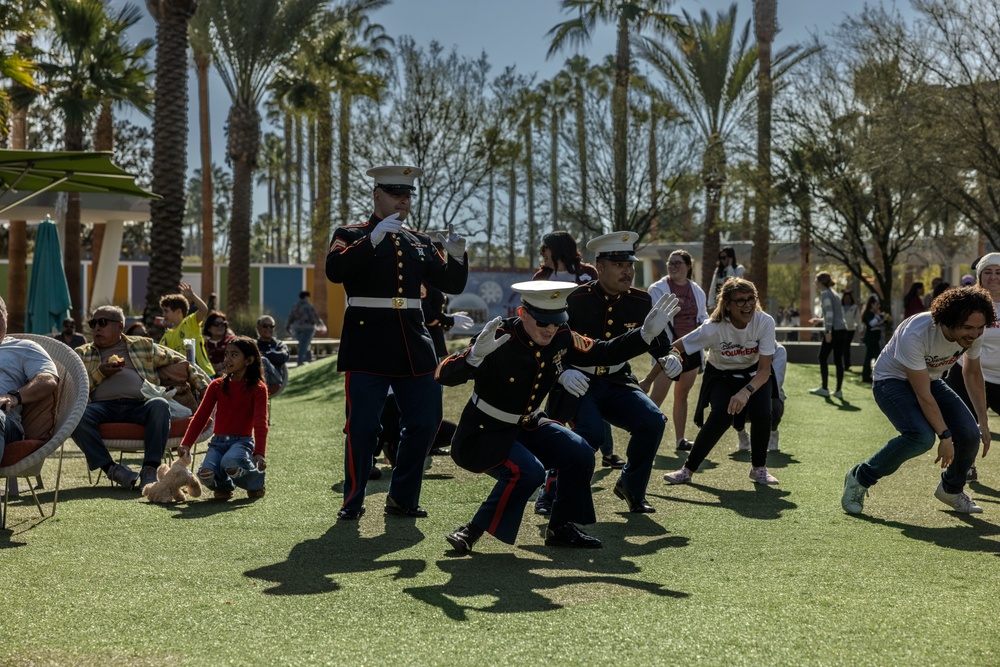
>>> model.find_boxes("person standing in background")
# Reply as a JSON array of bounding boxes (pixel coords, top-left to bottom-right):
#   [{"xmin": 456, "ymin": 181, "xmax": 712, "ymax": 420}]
[
  {"xmin": 286, "ymin": 291, "xmax": 323, "ymax": 366},
  {"xmin": 809, "ymin": 272, "xmax": 849, "ymax": 399}
]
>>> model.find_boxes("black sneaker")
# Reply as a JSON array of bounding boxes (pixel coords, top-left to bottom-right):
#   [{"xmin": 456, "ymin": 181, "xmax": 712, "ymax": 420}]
[
  {"xmin": 107, "ymin": 463, "xmax": 139, "ymax": 490},
  {"xmin": 385, "ymin": 495, "xmax": 428, "ymax": 518},
  {"xmin": 967, "ymin": 466, "xmax": 979, "ymax": 483},
  {"xmin": 446, "ymin": 523, "xmax": 484, "ymax": 554},
  {"xmin": 544, "ymin": 522, "xmax": 602, "ymax": 548},
  {"xmin": 139, "ymin": 465, "xmax": 158, "ymax": 490},
  {"xmin": 676, "ymin": 438, "xmax": 694, "ymax": 451}
]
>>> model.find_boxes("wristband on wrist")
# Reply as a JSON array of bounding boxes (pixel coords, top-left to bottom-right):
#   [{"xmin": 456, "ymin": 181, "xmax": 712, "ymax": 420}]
[
  {"xmin": 744, "ymin": 384, "xmax": 755, "ymax": 395},
  {"xmin": 7, "ymin": 390, "xmax": 21, "ymax": 406},
  {"xmin": 938, "ymin": 429, "xmax": 952, "ymax": 440}
]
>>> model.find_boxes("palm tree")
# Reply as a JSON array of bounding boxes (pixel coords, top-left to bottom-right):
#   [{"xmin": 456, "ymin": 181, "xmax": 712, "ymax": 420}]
[
  {"xmin": 205, "ymin": 0, "xmax": 324, "ymax": 313},
  {"xmin": 547, "ymin": 0, "xmax": 681, "ymax": 231},
  {"xmin": 536, "ymin": 72, "xmax": 571, "ymax": 230},
  {"xmin": 751, "ymin": 0, "xmax": 777, "ymax": 302},
  {"xmin": 188, "ymin": 0, "xmax": 214, "ymax": 296},
  {"xmin": 41, "ymin": 0, "xmax": 152, "ymax": 323},
  {"xmin": 2, "ymin": 1, "xmax": 46, "ymax": 332},
  {"xmin": 145, "ymin": 0, "xmax": 198, "ymax": 323}
]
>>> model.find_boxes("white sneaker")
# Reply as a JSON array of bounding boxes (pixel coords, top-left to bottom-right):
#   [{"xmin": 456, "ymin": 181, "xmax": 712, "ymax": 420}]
[
  {"xmin": 737, "ymin": 430, "xmax": 750, "ymax": 451},
  {"xmin": 934, "ymin": 481, "xmax": 982, "ymax": 513},
  {"xmin": 663, "ymin": 467, "xmax": 693, "ymax": 485},
  {"xmin": 842, "ymin": 469, "xmax": 867, "ymax": 514},
  {"xmin": 809, "ymin": 387, "xmax": 830, "ymax": 397},
  {"xmin": 832, "ymin": 390, "xmax": 843, "ymax": 399},
  {"xmin": 749, "ymin": 466, "xmax": 779, "ymax": 485},
  {"xmin": 768, "ymin": 430, "xmax": 779, "ymax": 451}
]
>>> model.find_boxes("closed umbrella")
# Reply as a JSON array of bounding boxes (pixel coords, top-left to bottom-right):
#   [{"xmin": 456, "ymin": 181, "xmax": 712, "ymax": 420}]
[{"xmin": 25, "ymin": 220, "xmax": 72, "ymax": 334}]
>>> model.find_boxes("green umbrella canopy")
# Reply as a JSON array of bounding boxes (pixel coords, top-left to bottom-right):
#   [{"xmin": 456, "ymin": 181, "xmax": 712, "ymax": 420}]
[
  {"xmin": 25, "ymin": 220, "xmax": 73, "ymax": 334},
  {"xmin": 0, "ymin": 149, "xmax": 158, "ymax": 215}
]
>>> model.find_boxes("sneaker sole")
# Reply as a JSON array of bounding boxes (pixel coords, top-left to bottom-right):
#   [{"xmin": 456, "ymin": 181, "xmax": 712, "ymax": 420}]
[
  {"xmin": 663, "ymin": 474, "xmax": 691, "ymax": 485},
  {"xmin": 842, "ymin": 471, "xmax": 865, "ymax": 514}
]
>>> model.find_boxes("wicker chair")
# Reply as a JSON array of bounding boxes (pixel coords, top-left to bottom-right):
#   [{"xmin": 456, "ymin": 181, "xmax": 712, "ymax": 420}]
[{"xmin": 1, "ymin": 334, "xmax": 90, "ymax": 529}]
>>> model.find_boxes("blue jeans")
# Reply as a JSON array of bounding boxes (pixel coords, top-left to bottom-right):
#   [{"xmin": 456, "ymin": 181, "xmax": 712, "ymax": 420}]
[
  {"xmin": 856, "ymin": 378, "xmax": 980, "ymax": 493},
  {"xmin": 474, "ymin": 420, "xmax": 595, "ymax": 544},
  {"xmin": 341, "ymin": 371, "xmax": 441, "ymax": 513},
  {"xmin": 291, "ymin": 325, "xmax": 315, "ymax": 364},
  {"xmin": 199, "ymin": 435, "xmax": 265, "ymax": 493},
  {"xmin": 72, "ymin": 397, "xmax": 171, "ymax": 470},
  {"xmin": 572, "ymin": 381, "xmax": 666, "ymax": 500}
]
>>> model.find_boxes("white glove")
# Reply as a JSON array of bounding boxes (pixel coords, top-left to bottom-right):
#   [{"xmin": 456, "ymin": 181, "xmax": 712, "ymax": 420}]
[
  {"xmin": 658, "ymin": 351, "xmax": 683, "ymax": 380},
  {"xmin": 641, "ymin": 293, "xmax": 681, "ymax": 344},
  {"xmin": 371, "ymin": 212, "xmax": 403, "ymax": 246},
  {"xmin": 466, "ymin": 316, "xmax": 510, "ymax": 367},
  {"xmin": 451, "ymin": 312, "xmax": 475, "ymax": 332},
  {"xmin": 435, "ymin": 223, "xmax": 467, "ymax": 264},
  {"xmin": 558, "ymin": 369, "xmax": 590, "ymax": 398}
]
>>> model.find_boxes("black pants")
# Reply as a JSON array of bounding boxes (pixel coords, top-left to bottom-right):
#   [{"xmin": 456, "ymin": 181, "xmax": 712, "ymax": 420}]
[
  {"xmin": 944, "ymin": 363, "xmax": 1000, "ymax": 416},
  {"xmin": 818, "ymin": 329, "xmax": 850, "ymax": 391},
  {"xmin": 687, "ymin": 375, "xmax": 773, "ymax": 470}
]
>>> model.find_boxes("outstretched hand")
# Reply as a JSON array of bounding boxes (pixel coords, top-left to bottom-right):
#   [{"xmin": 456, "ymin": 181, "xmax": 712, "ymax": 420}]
[
  {"xmin": 467, "ymin": 316, "xmax": 510, "ymax": 367},
  {"xmin": 640, "ymin": 293, "xmax": 681, "ymax": 344}
]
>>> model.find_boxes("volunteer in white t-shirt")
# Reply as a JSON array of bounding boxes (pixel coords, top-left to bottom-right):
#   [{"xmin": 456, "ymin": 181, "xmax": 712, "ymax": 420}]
[
  {"xmin": 944, "ymin": 253, "xmax": 1000, "ymax": 483},
  {"xmin": 662, "ymin": 277, "xmax": 780, "ymax": 486},
  {"xmin": 842, "ymin": 286, "xmax": 995, "ymax": 515}
]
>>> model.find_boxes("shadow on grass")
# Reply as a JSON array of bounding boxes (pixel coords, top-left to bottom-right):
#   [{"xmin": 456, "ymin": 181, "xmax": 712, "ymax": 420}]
[
  {"xmin": 245, "ymin": 519, "xmax": 426, "ymax": 595},
  {"xmin": 276, "ymin": 359, "xmax": 344, "ymax": 400},
  {"xmin": 168, "ymin": 497, "xmax": 257, "ymax": 518},
  {"xmin": 853, "ymin": 513, "xmax": 1000, "ymax": 555},
  {"xmin": 652, "ymin": 484, "xmax": 796, "ymax": 520},
  {"xmin": 969, "ymin": 481, "xmax": 1000, "ymax": 499},
  {"xmin": 728, "ymin": 450, "xmax": 801, "ymax": 470},
  {"xmin": 404, "ymin": 517, "xmax": 690, "ymax": 620}
]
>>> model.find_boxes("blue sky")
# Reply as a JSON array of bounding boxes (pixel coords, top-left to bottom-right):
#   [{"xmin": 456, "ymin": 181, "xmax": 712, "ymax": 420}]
[{"xmin": 109, "ymin": 0, "xmax": 915, "ymax": 214}]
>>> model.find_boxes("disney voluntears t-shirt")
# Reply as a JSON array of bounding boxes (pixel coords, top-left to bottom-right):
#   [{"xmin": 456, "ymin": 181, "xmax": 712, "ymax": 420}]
[
  {"xmin": 679, "ymin": 311, "xmax": 777, "ymax": 370},
  {"xmin": 873, "ymin": 312, "xmax": 984, "ymax": 382}
]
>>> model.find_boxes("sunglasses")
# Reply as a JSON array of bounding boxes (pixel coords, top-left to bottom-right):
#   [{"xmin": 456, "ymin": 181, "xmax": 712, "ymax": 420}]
[
  {"xmin": 212, "ymin": 320, "xmax": 228, "ymax": 327},
  {"xmin": 667, "ymin": 260, "xmax": 686, "ymax": 267},
  {"xmin": 731, "ymin": 296, "xmax": 758, "ymax": 307},
  {"xmin": 259, "ymin": 324, "xmax": 275, "ymax": 329},
  {"xmin": 88, "ymin": 317, "xmax": 122, "ymax": 328}
]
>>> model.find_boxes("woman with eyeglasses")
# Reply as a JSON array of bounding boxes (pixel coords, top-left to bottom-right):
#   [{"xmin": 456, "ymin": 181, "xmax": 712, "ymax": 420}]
[
  {"xmin": 533, "ymin": 231, "xmax": 597, "ymax": 285},
  {"xmin": 663, "ymin": 277, "xmax": 780, "ymax": 486},
  {"xmin": 707, "ymin": 246, "xmax": 745, "ymax": 310},
  {"xmin": 203, "ymin": 310, "xmax": 236, "ymax": 377},
  {"xmin": 641, "ymin": 250, "xmax": 708, "ymax": 451}
]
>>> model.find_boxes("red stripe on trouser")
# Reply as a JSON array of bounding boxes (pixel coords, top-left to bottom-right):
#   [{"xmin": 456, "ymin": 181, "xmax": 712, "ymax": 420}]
[
  {"xmin": 488, "ymin": 459, "xmax": 520, "ymax": 535},
  {"xmin": 342, "ymin": 372, "xmax": 356, "ymax": 507}
]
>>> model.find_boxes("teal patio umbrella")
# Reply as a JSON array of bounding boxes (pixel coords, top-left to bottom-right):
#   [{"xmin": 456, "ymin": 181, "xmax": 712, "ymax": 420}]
[{"xmin": 25, "ymin": 220, "xmax": 73, "ymax": 334}]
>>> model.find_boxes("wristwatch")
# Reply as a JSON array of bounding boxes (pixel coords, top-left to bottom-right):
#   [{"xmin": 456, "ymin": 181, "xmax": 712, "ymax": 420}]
[
  {"xmin": 938, "ymin": 429, "xmax": 952, "ymax": 440},
  {"xmin": 7, "ymin": 390, "xmax": 21, "ymax": 406}
]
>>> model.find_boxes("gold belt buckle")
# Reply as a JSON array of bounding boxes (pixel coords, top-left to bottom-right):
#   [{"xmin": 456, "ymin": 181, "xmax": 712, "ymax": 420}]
[
  {"xmin": 595, "ymin": 366, "xmax": 608, "ymax": 376},
  {"xmin": 391, "ymin": 297, "xmax": 405, "ymax": 309}
]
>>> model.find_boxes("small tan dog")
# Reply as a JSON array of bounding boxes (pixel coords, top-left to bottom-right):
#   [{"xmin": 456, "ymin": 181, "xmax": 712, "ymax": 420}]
[{"xmin": 141, "ymin": 451, "xmax": 203, "ymax": 503}]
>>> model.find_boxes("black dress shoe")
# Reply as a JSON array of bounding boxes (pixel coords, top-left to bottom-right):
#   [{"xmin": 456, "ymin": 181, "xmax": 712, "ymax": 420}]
[
  {"xmin": 385, "ymin": 496, "xmax": 428, "ymax": 518},
  {"xmin": 446, "ymin": 522, "xmax": 484, "ymax": 554},
  {"xmin": 613, "ymin": 481, "xmax": 656, "ymax": 513},
  {"xmin": 337, "ymin": 506, "xmax": 366, "ymax": 520},
  {"xmin": 601, "ymin": 453, "xmax": 626, "ymax": 469},
  {"xmin": 544, "ymin": 522, "xmax": 602, "ymax": 548},
  {"xmin": 676, "ymin": 438, "xmax": 694, "ymax": 451}
]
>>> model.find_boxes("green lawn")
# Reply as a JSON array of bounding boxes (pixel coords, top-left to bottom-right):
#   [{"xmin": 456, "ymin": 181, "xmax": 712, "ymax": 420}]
[{"xmin": 2, "ymin": 359, "xmax": 999, "ymax": 666}]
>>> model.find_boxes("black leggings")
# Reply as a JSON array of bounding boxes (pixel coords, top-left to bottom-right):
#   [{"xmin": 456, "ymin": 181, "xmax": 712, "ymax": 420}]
[
  {"xmin": 686, "ymin": 377, "xmax": 773, "ymax": 470},
  {"xmin": 944, "ymin": 363, "xmax": 1000, "ymax": 415},
  {"xmin": 818, "ymin": 329, "xmax": 851, "ymax": 391}
]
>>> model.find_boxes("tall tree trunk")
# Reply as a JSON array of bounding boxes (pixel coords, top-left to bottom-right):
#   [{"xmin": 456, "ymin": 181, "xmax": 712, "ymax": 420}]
[
  {"xmin": 700, "ymin": 138, "xmax": 726, "ymax": 292},
  {"xmin": 611, "ymin": 15, "xmax": 629, "ymax": 232},
  {"xmin": 64, "ymin": 124, "xmax": 84, "ymax": 324},
  {"xmin": 752, "ymin": 0, "xmax": 776, "ymax": 304},
  {"xmin": 798, "ymin": 210, "xmax": 811, "ymax": 341},
  {"xmin": 295, "ymin": 114, "xmax": 303, "ymax": 263},
  {"xmin": 195, "ymin": 48, "xmax": 214, "ymax": 297},
  {"xmin": 486, "ymin": 169, "xmax": 494, "ymax": 268},
  {"xmin": 226, "ymin": 102, "xmax": 260, "ymax": 313},
  {"xmin": 90, "ymin": 100, "xmax": 114, "ymax": 303},
  {"xmin": 523, "ymin": 118, "xmax": 536, "ymax": 258},
  {"xmin": 312, "ymin": 84, "xmax": 332, "ymax": 326},
  {"xmin": 549, "ymin": 106, "xmax": 559, "ymax": 230},
  {"xmin": 283, "ymin": 111, "xmax": 293, "ymax": 263},
  {"xmin": 8, "ymin": 46, "xmax": 29, "ymax": 332},
  {"xmin": 508, "ymin": 162, "xmax": 517, "ymax": 268},
  {"xmin": 574, "ymin": 79, "xmax": 588, "ymax": 234},
  {"xmin": 649, "ymin": 112, "xmax": 659, "ymax": 241},
  {"xmin": 146, "ymin": 1, "xmax": 196, "ymax": 323},
  {"xmin": 337, "ymin": 90, "xmax": 351, "ymax": 229}
]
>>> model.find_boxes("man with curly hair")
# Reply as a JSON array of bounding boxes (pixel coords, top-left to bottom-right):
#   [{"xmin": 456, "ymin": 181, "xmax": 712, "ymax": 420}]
[{"xmin": 842, "ymin": 285, "xmax": 997, "ymax": 515}]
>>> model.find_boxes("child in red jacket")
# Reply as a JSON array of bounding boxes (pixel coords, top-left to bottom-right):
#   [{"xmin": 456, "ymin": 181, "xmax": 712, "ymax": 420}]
[{"xmin": 179, "ymin": 336, "xmax": 269, "ymax": 500}]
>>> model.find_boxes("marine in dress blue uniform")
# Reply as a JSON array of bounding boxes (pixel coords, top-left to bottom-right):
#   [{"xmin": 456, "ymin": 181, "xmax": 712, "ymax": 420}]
[
  {"xmin": 437, "ymin": 281, "xmax": 680, "ymax": 554},
  {"xmin": 326, "ymin": 165, "xmax": 468, "ymax": 520},
  {"xmin": 555, "ymin": 232, "xmax": 678, "ymax": 513}
]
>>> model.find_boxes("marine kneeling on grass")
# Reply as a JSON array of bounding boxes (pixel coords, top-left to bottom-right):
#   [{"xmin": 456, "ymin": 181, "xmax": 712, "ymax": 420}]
[{"xmin": 435, "ymin": 281, "xmax": 682, "ymax": 554}]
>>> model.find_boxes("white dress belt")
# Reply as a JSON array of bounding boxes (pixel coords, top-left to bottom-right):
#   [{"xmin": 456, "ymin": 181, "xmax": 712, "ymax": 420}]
[
  {"xmin": 573, "ymin": 362, "xmax": 626, "ymax": 376},
  {"xmin": 471, "ymin": 391, "xmax": 536, "ymax": 425},
  {"xmin": 347, "ymin": 297, "xmax": 421, "ymax": 310}
]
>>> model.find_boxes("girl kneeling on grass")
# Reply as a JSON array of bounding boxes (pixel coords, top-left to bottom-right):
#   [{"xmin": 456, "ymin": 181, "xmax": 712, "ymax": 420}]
[{"xmin": 178, "ymin": 336, "xmax": 269, "ymax": 500}]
